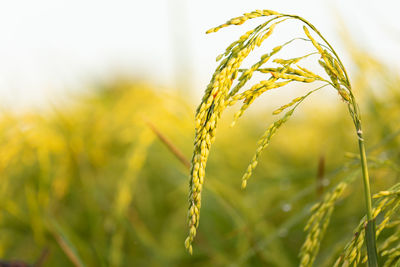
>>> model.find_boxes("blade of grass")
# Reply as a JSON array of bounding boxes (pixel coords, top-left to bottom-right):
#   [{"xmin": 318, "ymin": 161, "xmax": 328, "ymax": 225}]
[
  {"xmin": 358, "ymin": 134, "xmax": 379, "ymax": 266},
  {"xmin": 47, "ymin": 220, "xmax": 86, "ymax": 267},
  {"xmin": 145, "ymin": 119, "xmax": 191, "ymax": 169},
  {"xmin": 366, "ymin": 219, "xmax": 379, "ymax": 267}
]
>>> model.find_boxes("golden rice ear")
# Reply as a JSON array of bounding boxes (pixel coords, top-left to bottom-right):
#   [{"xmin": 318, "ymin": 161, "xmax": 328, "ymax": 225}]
[
  {"xmin": 228, "ymin": 42, "xmax": 283, "ymax": 98},
  {"xmin": 324, "ymin": 51, "xmax": 346, "ymax": 82},
  {"xmin": 206, "ymin": 10, "xmax": 281, "ymax": 34},
  {"xmin": 300, "ymin": 182, "xmax": 348, "ymax": 267},
  {"xmin": 272, "ymin": 52, "xmax": 315, "ymax": 65},
  {"xmin": 296, "ymin": 65, "xmax": 324, "ymax": 80},
  {"xmin": 186, "ymin": 8, "xmax": 364, "ymax": 255},
  {"xmin": 272, "ymin": 96, "xmax": 304, "ymax": 115},
  {"xmin": 302, "ymin": 26, "xmax": 347, "ymax": 84},
  {"xmin": 269, "ymin": 72, "xmax": 317, "ymax": 83},
  {"xmin": 303, "ymin": 26, "xmax": 324, "ymax": 55},
  {"xmin": 241, "ymin": 84, "xmax": 326, "ymax": 187},
  {"xmin": 241, "ymin": 106, "xmax": 299, "ymax": 188},
  {"xmin": 334, "ymin": 183, "xmax": 400, "ymax": 266},
  {"xmin": 230, "ymin": 80, "xmax": 291, "ymax": 127}
]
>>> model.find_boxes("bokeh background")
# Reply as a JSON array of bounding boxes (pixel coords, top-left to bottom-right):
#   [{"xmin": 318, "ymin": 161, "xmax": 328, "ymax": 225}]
[{"xmin": 0, "ymin": 0, "xmax": 400, "ymax": 266}]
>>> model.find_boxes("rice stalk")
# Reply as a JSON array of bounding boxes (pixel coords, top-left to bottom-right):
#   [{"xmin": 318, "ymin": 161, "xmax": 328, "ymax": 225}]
[{"xmin": 185, "ymin": 9, "xmax": 377, "ymax": 264}]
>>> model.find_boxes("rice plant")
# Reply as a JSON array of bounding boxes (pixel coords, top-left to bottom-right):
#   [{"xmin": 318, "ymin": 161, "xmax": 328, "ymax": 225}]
[
  {"xmin": 0, "ymin": 15, "xmax": 398, "ymax": 265},
  {"xmin": 184, "ymin": 9, "xmax": 400, "ymax": 266}
]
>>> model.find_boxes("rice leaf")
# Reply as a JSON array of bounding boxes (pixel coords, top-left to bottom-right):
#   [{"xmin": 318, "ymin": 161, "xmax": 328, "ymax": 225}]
[{"xmin": 365, "ymin": 219, "xmax": 379, "ymax": 267}]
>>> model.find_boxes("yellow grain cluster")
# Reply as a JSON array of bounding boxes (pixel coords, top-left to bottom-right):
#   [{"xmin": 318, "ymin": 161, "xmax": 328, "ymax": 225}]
[
  {"xmin": 185, "ymin": 10, "xmax": 290, "ymax": 254},
  {"xmin": 334, "ymin": 183, "xmax": 400, "ymax": 266},
  {"xmin": 206, "ymin": 10, "xmax": 279, "ymax": 34},
  {"xmin": 272, "ymin": 96, "xmax": 306, "ymax": 115},
  {"xmin": 381, "ymin": 225, "xmax": 400, "ymax": 267},
  {"xmin": 299, "ymin": 182, "xmax": 348, "ymax": 267},
  {"xmin": 186, "ymin": 9, "xmax": 358, "ymax": 254},
  {"xmin": 185, "ymin": 33, "xmax": 255, "ymax": 255}
]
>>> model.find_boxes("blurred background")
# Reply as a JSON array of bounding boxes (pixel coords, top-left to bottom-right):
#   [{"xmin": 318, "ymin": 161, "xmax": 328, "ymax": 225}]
[
  {"xmin": 0, "ymin": 0, "xmax": 399, "ymax": 108},
  {"xmin": 0, "ymin": 0, "xmax": 399, "ymax": 266}
]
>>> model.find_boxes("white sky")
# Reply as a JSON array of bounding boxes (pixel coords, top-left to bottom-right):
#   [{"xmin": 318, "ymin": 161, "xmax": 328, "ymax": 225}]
[{"xmin": 0, "ymin": 0, "xmax": 399, "ymax": 108}]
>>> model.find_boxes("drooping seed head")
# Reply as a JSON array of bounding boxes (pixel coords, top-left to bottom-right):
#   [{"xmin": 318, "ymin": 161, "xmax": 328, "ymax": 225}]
[{"xmin": 186, "ymin": 9, "xmax": 356, "ymax": 254}]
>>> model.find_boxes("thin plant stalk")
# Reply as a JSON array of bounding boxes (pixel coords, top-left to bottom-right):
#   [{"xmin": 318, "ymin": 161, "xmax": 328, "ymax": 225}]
[
  {"xmin": 358, "ymin": 131, "xmax": 379, "ymax": 267},
  {"xmin": 358, "ymin": 133, "xmax": 373, "ymax": 221},
  {"xmin": 349, "ymin": 88, "xmax": 378, "ymax": 266}
]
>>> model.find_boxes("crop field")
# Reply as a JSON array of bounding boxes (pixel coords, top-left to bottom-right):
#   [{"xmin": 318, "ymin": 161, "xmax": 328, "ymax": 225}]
[{"xmin": 0, "ymin": 8, "xmax": 400, "ymax": 267}]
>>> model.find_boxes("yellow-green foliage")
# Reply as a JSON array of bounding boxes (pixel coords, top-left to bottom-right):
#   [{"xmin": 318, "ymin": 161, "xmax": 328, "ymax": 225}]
[
  {"xmin": 300, "ymin": 182, "xmax": 348, "ymax": 267},
  {"xmin": 0, "ymin": 29, "xmax": 399, "ymax": 266}
]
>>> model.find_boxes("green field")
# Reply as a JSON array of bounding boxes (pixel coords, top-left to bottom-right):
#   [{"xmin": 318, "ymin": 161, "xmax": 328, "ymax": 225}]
[{"xmin": 1, "ymin": 24, "xmax": 400, "ymax": 267}]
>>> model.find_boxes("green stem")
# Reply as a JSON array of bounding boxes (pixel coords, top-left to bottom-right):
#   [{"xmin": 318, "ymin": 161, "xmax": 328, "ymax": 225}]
[
  {"xmin": 357, "ymin": 129, "xmax": 379, "ymax": 267},
  {"xmin": 357, "ymin": 133, "xmax": 373, "ymax": 221}
]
